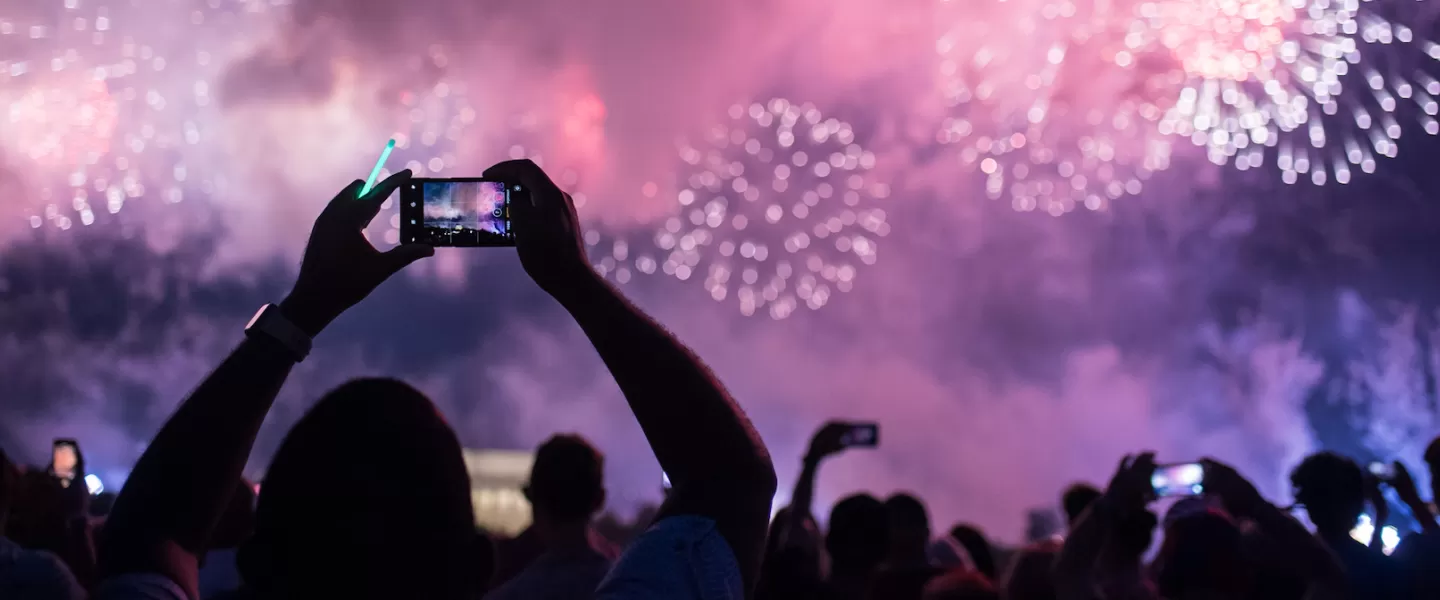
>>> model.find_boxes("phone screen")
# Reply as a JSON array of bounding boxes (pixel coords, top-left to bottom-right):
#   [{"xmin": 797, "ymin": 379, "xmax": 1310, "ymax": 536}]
[
  {"xmin": 52, "ymin": 440, "xmax": 79, "ymax": 480},
  {"xmin": 1152, "ymin": 463, "xmax": 1205, "ymax": 498},
  {"xmin": 841, "ymin": 423, "xmax": 879, "ymax": 448},
  {"xmin": 662, "ymin": 472, "xmax": 672, "ymax": 490},
  {"xmin": 400, "ymin": 179, "xmax": 519, "ymax": 247},
  {"xmin": 1368, "ymin": 461, "xmax": 1394, "ymax": 479}
]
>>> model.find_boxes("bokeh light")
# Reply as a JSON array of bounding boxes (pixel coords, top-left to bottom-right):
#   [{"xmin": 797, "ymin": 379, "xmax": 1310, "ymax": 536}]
[{"xmin": 588, "ymin": 99, "xmax": 891, "ymax": 319}]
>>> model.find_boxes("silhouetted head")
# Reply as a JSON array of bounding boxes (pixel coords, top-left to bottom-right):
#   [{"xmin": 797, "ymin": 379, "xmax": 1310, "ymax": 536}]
[
  {"xmin": 0, "ymin": 446, "xmax": 16, "ymax": 533},
  {"xmin": 1154, "ymin": 509, "xmax": 1249, "ymax": 599},
  {"xmin": 238, "ymin": 378, "xmax": 490, "ymax": 599},
  {"xmin": 523, "ymin": 434, "xmax": 605, "ymax": 525},
  {"xmin": 827, "ymin": 493, "xmax": 890, "ymax": 573},
  {"xmin": 947, "ymin": 524, "xmax": 997, "ymax": 581},
  {"xmin": 923, "ymin": 569, "xmax": 999, "ymax": 600},
  {"xmin": 1290, "ymin": 451, "xmax": 1364, "ymax": 536},
  {"xmin": 885, "ymin": 492, "xmax": 931, "ymax": 565},
  {"xmin": 999, "ymin": 539, "xmax": 1060, "ymax": 600},
  {"xmin": 1060, "ymin": 483, "xmax": 1102, "ymax": 527}
]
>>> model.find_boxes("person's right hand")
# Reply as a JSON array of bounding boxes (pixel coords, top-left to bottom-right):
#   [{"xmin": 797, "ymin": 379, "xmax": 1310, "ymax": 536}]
[
  {"xmin": 1103, "ymin": 452, "xmax": 1156, "ymax": 512},
  {"xmin": 805, "ymin": 421, "xmax": 852, "ymax": 463},
  {"xmin": 1200, "ymin": 458, "xmax": 1266, "ymax": 518},
  {"xmin": 1392, "ymin": 461, "xmax": 1425, "ymax": 506},
  {"xmin": 482, "ymin": 159, "xmax": 592, "ymax": 298}
]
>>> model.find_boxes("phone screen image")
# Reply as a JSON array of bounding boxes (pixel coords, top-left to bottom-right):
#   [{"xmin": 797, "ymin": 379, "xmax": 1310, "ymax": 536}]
[
  {"xmin": 1152, "ymin": 463, "xmax": 1205, "ymax": 498},
  {"xmin": 1368, "ymin": 461, "xmax": 1394, "ymax": 479},
  {"xmin": 52, "ymin": 440, "xmax": 78, "ymax": 480},
  {"xmin": 841, "ymin": 424, "xmax": 879, "ymax": 448},
  {"xmin": 400, "ymin": 179, "xmax": 519, "ymax": 247}
]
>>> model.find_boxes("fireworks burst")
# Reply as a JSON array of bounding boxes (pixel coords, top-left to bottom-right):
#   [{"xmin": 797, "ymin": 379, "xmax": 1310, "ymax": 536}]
[
  {"xmin": 935, "ymin": 0, "xmax": 1178, "ymax": 215},
  {"xmin": 1, "ymin": 0, "xmax": 275, "ymax": 231},
  {"xmin": 1125, "ymin": 0, "xmax": 1440, "ymax": 185},
  {"xmin": 589, "ymin": 99, "xmax": 891, "ymax": 320}
]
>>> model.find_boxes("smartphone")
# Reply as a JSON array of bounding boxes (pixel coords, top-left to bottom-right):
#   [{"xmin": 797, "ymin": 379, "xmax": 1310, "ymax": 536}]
[
  {"xmin": 662, "ymin": 472, "xmax": 672, "ymax": 490},
  {"xmin": 399, "ymin": 178, "xmax": 523, "ymax": 247},
  {"xmin": 51, "ymin": 439, "xmax": 80, "ymax": 481},
  {"xmin": 1152, "ymin": 462, "xmax": 1205, "ymax": 498},
  {"xmin": 1369, "ymin": 461, "xmax": 1395, "ymax": 480},
  {"xmin": 840, "ymin": 423, "xmax": 879, "ymax": 448}
]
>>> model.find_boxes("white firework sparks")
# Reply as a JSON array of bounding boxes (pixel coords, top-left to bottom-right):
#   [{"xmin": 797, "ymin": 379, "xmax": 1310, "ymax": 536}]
[
  {"xmin": 1121, "ymin": 0, "xmax": 1440, "ymax": 185},
  {"xmin": 1, "ymin": 0, "xmax": 276, "ymax": 231},
  {"xmin": 588, "ymin": 99, "xmax": 892, "ymax": 320},
  {"xmin": 936, "ymin": 0, "xmax": 1178, "ymax": 215}
]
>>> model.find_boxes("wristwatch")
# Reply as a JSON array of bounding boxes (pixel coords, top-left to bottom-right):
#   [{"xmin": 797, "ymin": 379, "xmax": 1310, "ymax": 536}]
[{"xmin": 245, "ymin": 304, "xmax": 312, "ymax": 362}]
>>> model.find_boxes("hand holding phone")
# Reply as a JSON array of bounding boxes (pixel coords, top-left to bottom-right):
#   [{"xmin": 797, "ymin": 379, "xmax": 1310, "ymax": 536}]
[
  {"xmin": 400, "ymin": 178, "xmax": 522, "ymax": 247},
  {"xmin": 1368, "ymin": 461, "xmax": 1396, "ymax": 480},
  {"xmin": 1151, "ymin": 463, "xmax": 1206, "ymax": 498}
]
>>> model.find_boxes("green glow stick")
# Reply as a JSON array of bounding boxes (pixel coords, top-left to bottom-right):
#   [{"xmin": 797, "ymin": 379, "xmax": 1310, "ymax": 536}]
[{"xmin": 360, "ymin": 139, "xmax": 397, "ymax": 197}]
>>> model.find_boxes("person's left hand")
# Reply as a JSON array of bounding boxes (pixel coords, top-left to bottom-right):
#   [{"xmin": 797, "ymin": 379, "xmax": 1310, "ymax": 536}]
[
  {"xmin": 282, "ymin": 170, "xmax": 433, "ymax": 336},
  {"xmin": 805, "ymin": 421, "xmax": 852, "ymax": 463},
  {"xmin": 1103, "ymin": 452, "xmax": 1157, "ymax": 512},
  {"xmin": 1200, "ymin": 458, "xmax": 1266, "ymax": 518}
]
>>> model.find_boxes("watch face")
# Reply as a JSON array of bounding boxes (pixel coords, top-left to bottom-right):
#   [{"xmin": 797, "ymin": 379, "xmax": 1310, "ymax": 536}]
[{"xmin": 246, "ymin": 305, "xmax": 271, "ymax": 330}]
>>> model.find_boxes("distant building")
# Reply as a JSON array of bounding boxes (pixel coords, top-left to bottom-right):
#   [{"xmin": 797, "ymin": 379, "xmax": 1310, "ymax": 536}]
[{"xmin": 464, "ymin": 449, "xmax": 534, "ymax": 536}]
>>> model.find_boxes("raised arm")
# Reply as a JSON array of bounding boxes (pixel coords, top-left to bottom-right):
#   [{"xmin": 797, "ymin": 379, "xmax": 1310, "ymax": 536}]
[
  {"xmin": 779, "ymin": 422, "xmax": 851, "ymax": 546},
  {"xmin": 1392, "ymin": 462, "xmax": 1439, "ymax": 534},
  {"xmin": 97, "ymin": 173, "xmax": 430, "ymax": 598},
  {"xmin": 486, "ymin": 159, "xmax": 778, "ymax": 589},
  {"xmin": 1054, "ymin": 453, "xmax": 1157, "ymax": 600},
  {"xmin": 1201, "ymin": 459, "xmax": 1348, "ymax": 599}
]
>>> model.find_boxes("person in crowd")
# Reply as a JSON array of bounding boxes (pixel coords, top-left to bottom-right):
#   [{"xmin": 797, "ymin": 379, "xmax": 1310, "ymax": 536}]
[
  {"xmin": 822, "ymin": 493, "xmax": 890, "ymax": 600},
  {"xmin": 8, "ymin": 465, "xmax": 95, "ymax": 589},
  {"xmin": 1391, "ymin": 436, "xmax": 1440, "ymax": 597},
  {"xmin": 1001, "ymin": 538, "xmax": 1061, "ymax": 600},
  {"xmin": 92, "ymin": 159, "xmax": 777, "ymax": 600},
  {"xmin": 756, "ymin": 421, "xmax": 866, "ymax": 600},
  {"xmin": 1056, "ymin": 453, "xmax": 1348, "ymax": 600},
  {"xmin": 1061, "ymin": 483, "xmax": 1102, "ymax": 530},
  {"xmin": 946, "ymin": 524, "xmax": 997, "ymax": 582},
  {"xmin": 1289, "ymin": 451, "xmax": 1396, "ymax": 599},
  {"xmin": 486, "ymin": 434, "xmax": 618, "ymax": 599},
  {"xmin": 197, "ymin": 480, "xmax": 255, "ymax": 599},
  {"xmin": 873, "ymin": 492, "xmax": 945, "ymax": 599},
  {"xmin": 922, "ymin": 568, "xmax": 1000, "ymax": 600},
  {"xmin": 0, "ymin": 446, "xmax": 86, "ymax": 600}
]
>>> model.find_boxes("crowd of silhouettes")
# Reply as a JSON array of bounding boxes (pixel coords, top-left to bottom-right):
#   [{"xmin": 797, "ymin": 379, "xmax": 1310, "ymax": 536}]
[{"xmin": 4, "ymin": 160, "xmax": 1440, "ymax": 599}]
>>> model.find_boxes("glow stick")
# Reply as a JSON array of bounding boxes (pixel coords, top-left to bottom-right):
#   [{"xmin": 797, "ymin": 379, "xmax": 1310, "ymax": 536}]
[{"xmin": 360, "ymin": 139, "xmax": 397, "ymax": 197}]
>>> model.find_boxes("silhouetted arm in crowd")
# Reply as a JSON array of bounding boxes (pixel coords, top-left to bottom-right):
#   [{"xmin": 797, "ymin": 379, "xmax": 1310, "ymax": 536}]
[
  {"xmin": 486, "ymin": 159, "xmax": 778, "ymax": 590},
  {"xmin": 97, "ymin": 172, "xmax": 430, "ymax": 598},
  {"xmin": 1367, "ymin": 473, "xmax": 1391, "ymax": 553},
  {"xmin": 1055, "ymin": 453, "xmax": 1157, "ymax": 600},
  {"xmin": 1392, "ymin": 461, "xmax": 1439, "ymax": 533},
  {"xmin": 778, "ymin": 422, "xmax": 850, "ymax": 547},
  {"xmin": 1201, "ymin": 459, "xmax": 1347, "ymax": 600}
]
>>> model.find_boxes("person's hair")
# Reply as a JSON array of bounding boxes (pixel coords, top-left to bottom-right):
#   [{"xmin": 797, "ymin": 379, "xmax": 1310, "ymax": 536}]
[
  {"xmin": 237, "ymin": 378, "xmax": 490, "ymax": 599},
  {"xmin": 1154, "ymin": 510, "xmax": 1249, "ymax": 599},
  {"xmin": 525, "ymin": 433, "xmax": 605, "ymax": 522},
  {"xmin": 1290, "ymin": 451, "xmax": 1364, "ymax": 534},
  {"xmin": 923, "ymin": 568, "xmax": 999, "ymax": 600},
  {"xmin": 886, "ymin": 492, "xmax": 931, "ymax": 533},
  {"xmin": 999, "ymin": 539, "xmax": 1060, "ymax": 600},
  {"xmin": 1060, "ymin": 483, "xmax": 1102, "ymax": 526},
  {"xmin": 827, "ymin": 493, "xmax": 890, "ymax": 571},
  {"xmin": 947, "ymin": 524, "xmax": 997, "ymax": 581}
]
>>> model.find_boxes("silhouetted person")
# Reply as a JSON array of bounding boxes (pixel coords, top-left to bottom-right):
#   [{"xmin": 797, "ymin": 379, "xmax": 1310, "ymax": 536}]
[
  {"xmin": 1392, "ymin": 436, "xmax": 1440, "ymax": 597},
  {"xmin": 1002, "ymin": 539, "xmax": 1061, "ymax": 600},
  {"xmin": 947, "ymin": 524, "xmax": 997, "ymax": 582},
  {"xmin": 822, "ymin": 493, "xmax": 890, "ymax": 600},
  {"xmin": 757, "ymin": 421, "xmax": 870, "ymax": 600},
  {"xmin": 1060, "ymin": 483, "xmax": 1102, "ymax": 530},
  {"xmin": 0, "ymin": 445, "xmax": 85, "ymax": 599},
  {"xmin": 873, "ymin": 492, "xmax": 944, "ymax": 599},
  {"xmin": 486, "ymin": 434, "xmax": 618, "ymax": 599},
  {"xmin": 93, "ymin": 159, "xmax": 776, "ymax": 600},
  {"xmin": 1290, "ymin": 451, "xmax": 1396, "ymax": 600}
]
